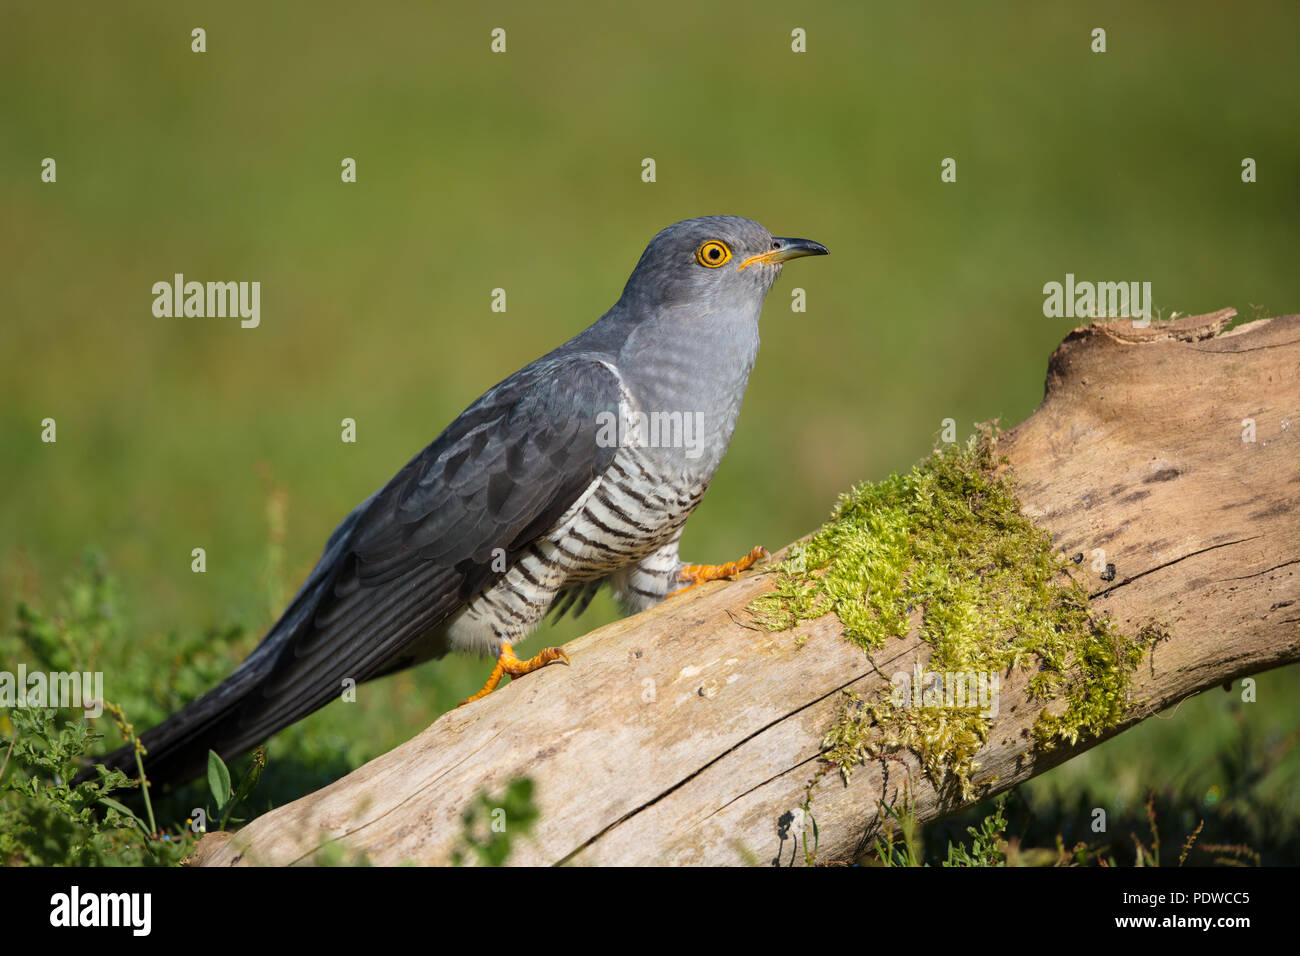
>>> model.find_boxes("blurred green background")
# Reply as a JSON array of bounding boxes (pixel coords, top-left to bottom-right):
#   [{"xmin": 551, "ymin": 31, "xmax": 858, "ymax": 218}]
[{"xmin": 3, "ymin": 1, "xmax": 1298, "ymax": 860}]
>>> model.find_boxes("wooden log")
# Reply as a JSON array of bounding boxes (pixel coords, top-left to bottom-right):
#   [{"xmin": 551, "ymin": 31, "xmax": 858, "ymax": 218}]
[{"xmin": 191, "ymin": 309, "xmax": 1300, "ymax": 866}]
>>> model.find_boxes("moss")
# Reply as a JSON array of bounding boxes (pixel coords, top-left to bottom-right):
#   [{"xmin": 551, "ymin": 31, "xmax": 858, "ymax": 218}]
[{"xmin": 750, "ymin": 429, "xmax": 1158, "ymax": 801}]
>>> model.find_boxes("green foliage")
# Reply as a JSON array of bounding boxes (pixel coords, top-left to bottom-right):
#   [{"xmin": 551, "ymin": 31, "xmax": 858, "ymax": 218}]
[
  {"xmin": 870, "ymin": 795, "xmax": 1013, "ymax": 868},
  {"xmin": 943, "ymin": 798, "xmax": 1008, "ymax": 867},
  {"xmin": 0, "ymin": 554, "xmax": 233, "ymax": 865},
  {"xmin": 800, "ymin": 795, "xmax": 820, "ymax": 867},
  {"xmin": 0, "ymin": 706, "xmax": 192, "ymax": 866},
  {"xmin": 753, "ymin": 432, "xmax": 1156, "ymax": 799},
  {"xmin": 208, "ymin": 747, "xmax": 267, "ymax": 832},
  {"xmin": 872, "ymin": 794, "xmax": 925, "ymax": 868},
  {"xmin": 451, "ymin": 777, "xmax": 539, "ymax": 867},
  {"xmin": 3, "ymin": 552, "xmax": 251, "ymax": 750},
  {"xmin": 207, "ymin": 750, "xmax": 231, "ymax": 819},
  {"xmin": 913, "ymin": 783, "xmax": 1267, "ymax": 867}
]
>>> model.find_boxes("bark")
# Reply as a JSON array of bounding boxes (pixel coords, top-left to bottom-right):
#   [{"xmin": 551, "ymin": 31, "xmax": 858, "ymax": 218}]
[{"xmin": 190, "ymin": 309, "xmax": 1300, "ymax": 866}]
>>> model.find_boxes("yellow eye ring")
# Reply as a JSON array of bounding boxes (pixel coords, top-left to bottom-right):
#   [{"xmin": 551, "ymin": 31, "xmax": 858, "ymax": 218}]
[{"xmin": 696, "ymin": 240, "xmax": 732, "ymax": 268}]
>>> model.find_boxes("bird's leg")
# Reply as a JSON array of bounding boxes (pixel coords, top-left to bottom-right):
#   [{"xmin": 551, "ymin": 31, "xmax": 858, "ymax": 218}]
[
  {"xmin": 670, "ymin": 545, "xmax": 768, "ymax": 598},
  {"xmin": 458, "ymin": 641, "xmax": 570, "ymax": 707}
]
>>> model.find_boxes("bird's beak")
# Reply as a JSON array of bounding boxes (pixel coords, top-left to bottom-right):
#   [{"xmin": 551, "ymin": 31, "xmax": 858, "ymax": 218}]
[{"xmin": 737, "ymin": 237, "xmax": 829, "ymax": 272}]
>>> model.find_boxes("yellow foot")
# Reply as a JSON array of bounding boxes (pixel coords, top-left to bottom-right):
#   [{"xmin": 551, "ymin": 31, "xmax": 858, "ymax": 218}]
[
  {"xmin": 670, "ymin": 545, "xmax": 768, "ymax": 598},
  {"xmin": 458, "ymin": 642, "xmax": 570, "ymax": 707}
]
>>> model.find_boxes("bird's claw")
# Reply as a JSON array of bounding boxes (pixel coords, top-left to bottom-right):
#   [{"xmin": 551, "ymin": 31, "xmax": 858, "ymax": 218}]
[
  {"xmin": 670, "ymin": 545, "xmax": 769, "ymax": 598},
  {"xmin": 458, "ymin": 642, "xmax": 570, "ymax": 707}
]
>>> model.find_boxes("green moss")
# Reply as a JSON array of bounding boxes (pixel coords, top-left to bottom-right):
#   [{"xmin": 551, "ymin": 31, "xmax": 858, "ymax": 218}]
[{"xmin": 750, "ymin": 430, "xmax": 1157, "ymax": 801}]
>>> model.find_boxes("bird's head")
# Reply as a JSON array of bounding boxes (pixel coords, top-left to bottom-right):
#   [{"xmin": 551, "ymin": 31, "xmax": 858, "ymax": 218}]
[{"xmin": 617, "ymin": 215, "xmax": 828, "ymax": 316}]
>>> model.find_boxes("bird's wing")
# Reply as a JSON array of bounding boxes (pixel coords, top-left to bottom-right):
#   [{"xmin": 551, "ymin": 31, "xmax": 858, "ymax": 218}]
[
  {"xmin": 124, "ymin": 352, "xmax": 624, "ymax": 783},
  {"xmin": 255, "ymin": 351, "xmax": 624, "ymax": 711}
]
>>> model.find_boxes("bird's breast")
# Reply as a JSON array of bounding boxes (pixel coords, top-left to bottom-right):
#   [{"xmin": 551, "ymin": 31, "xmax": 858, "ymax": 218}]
[
  {"xmin": 619, "ymin": 312, "xmax": 761, "ymax": 479},
  {"xmin": 441, "ymin": 445, "xmax": 707, "ymax": 657}
]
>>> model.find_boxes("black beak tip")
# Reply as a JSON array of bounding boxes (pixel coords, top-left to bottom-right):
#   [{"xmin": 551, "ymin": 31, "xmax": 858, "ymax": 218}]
[{"xmin": 772, "ymin": 237, "xmax": 829, "ymax": 258}]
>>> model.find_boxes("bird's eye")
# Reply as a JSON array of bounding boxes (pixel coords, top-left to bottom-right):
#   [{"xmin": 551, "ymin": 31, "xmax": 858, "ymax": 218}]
[{"xmin": 695, "ymin": 240, "xmax": 732, "ymax": 268}]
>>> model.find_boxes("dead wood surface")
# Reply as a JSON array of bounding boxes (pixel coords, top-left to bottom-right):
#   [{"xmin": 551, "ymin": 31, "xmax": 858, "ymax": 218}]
[{"xmin": 192, "ymin": 309, "xmax": 1300, "ymax": 866}]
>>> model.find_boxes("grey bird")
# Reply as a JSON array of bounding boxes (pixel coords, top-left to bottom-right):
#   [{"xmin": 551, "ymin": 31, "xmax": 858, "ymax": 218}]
[{"xmin": 80, "ymin": 215, "xmax": 828, "ymax": 792}]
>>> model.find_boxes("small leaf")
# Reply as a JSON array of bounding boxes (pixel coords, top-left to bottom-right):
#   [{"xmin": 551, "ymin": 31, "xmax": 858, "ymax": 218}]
[
  {"xmin": 99, "ymin": 796, "xmax": 147, "ymax": 834},
  {"xmin": 207, "ymin": 750, "xmax": 231, "ymax": 812}
]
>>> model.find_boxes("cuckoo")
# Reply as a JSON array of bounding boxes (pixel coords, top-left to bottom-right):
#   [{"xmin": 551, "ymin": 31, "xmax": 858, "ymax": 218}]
[{"xmin": 81, "ymin": 215, "xmax": 828, "ymax": 791}]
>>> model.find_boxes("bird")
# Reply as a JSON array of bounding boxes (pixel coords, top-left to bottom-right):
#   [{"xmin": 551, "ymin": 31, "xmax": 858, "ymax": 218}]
[{"xmin": 79, "ymin": 215, "xmax": 828, "ymax": 793}]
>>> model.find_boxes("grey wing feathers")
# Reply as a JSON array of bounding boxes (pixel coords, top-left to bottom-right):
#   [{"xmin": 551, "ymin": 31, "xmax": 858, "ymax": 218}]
[{"xmin": 82, "ymin": 353, "xmax": 623, "ymax": 789}]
